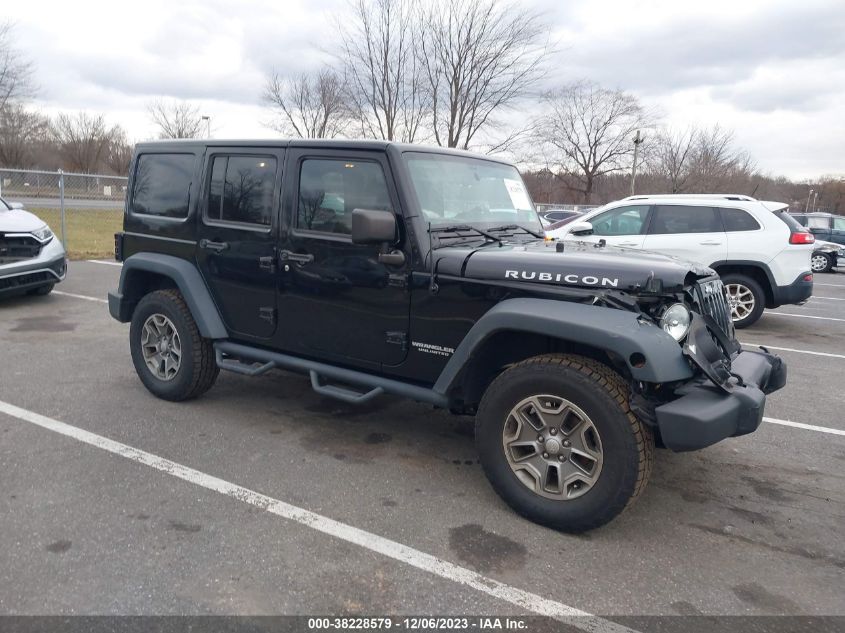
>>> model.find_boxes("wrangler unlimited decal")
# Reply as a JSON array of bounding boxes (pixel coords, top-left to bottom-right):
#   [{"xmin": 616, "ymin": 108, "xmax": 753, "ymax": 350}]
[{"xmin": 504, "ymin": 270, "xmax": 620, "ymax": 287}]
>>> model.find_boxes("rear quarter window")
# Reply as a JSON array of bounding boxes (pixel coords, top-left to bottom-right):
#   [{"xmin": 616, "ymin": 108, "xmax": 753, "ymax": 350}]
[
  {"xmin": 131, "ymin": 153, "xmax": 195, "ymax": 218},
  {"xmin": 775, "ymin": 211, "xmax": 805, "ymax": 232},
  {"xmin": 719, "ymin": 207, "xmax": 760, "ymax": 231}
]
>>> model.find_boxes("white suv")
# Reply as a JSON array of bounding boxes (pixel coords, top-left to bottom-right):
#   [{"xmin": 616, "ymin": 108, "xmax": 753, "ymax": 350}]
[{"xmin": 545, "ymin": 194, "xmax": 815, "ymax": 327}]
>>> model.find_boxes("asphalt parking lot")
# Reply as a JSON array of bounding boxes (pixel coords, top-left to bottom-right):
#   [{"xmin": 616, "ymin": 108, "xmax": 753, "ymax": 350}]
[{"xmin": 1, "ymin": 261, "xmax": 843, "ymax": 621}]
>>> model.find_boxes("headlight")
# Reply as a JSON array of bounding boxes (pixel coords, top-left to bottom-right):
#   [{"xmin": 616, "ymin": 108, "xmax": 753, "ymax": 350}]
[
  {"xmin": 660, "ymin": 303, "xmax": 691, "ymax": 341},
  {"xmin": 31, "ymin": 226, "xmax": 54, "ymax": 243}
]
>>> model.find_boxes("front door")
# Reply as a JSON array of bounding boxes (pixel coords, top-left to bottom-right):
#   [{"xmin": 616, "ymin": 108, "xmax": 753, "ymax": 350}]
[
  {"xmin": 276, "ymin": 149, "xmax": 411, "ymax": 369},
  {"xmin": 196, "ymin": 148, "xmax": 284, "ymax": 341}
]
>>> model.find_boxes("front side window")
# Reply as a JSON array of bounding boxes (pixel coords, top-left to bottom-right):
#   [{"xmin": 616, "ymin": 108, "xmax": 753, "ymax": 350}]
[
  {"xmin": 297, "ymin": 159, "xmax": 392, "ymax": 235},
  {"xmin": 206, "ymin": 156, "xmax": 276, "ymax": 226},
  {"xmin": 807, "ymin": 216, "xmax": 830, "ymax": 229},
  {"xmin": 404, "ymin": 152, "xmax": 541, "ymax": 232},
  {"xmin": 589, "ymin": 205, "xmax": 650, "ymax": 236},
  {"xmin": 720, "ymin": 207, "xmax": 760, "ymax": 232},
  {"xmin": 649, "ymin": 205, "xmax": 721, "ymax": 234},
  {"xmin": 131, "ymin": 153, "xmax": 194, "ymax": 218},
  {"xmin": 833, "ymin": 217, "xmax": 845, "ymax": 230}
]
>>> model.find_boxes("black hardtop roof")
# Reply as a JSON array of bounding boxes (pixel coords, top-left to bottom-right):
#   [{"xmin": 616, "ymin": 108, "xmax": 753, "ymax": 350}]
[{"xmin": 132, "ymin": 138, "xmax": 514, "ymax": 164}]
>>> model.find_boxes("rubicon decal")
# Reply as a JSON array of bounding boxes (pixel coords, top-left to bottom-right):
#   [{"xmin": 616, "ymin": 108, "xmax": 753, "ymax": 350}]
[{"xmin": 504, "ymin": 270, "xmax": 620, "ymax": 287}]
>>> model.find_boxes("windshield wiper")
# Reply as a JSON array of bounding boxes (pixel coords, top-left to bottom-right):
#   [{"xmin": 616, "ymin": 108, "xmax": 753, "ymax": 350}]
[
  {"xmin": 429, "ymin": 224, "xmax": 502, "ymax": 245},
  {"xmin": 486, "ymin": 223, "xmax": 545, "ymax": 238}
]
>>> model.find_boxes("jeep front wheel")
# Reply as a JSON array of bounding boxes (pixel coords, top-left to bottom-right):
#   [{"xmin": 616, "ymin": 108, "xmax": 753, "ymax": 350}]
[
  {"xmin": 476, "ymin": 354, "xmax": 653, "ymax": 533},
  {"xmin": 129, "ymin": 289, "xmax": 219, "ymax": 401}
]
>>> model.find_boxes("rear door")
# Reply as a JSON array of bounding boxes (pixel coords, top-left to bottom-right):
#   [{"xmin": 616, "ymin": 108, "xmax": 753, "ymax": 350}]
[
  {"xmin": 196, "ymin": 147, "xmax": 284, "ymax": 341},
  {"xmin": 564, "ymin": 204, "xmax": 651, "ymax": 248},
  {"xmin": 719, "ymin": 206, "xmax": 765, "ymax": 261},
  {"xmin": 641, "ymin": 204, "xmax": 727, "ymax": 266}
]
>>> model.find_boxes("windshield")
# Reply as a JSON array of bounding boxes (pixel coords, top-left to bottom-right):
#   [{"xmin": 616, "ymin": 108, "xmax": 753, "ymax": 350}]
[{"xmin": 404, "ymin": 152, "xmax": 542, "ymax": 233}]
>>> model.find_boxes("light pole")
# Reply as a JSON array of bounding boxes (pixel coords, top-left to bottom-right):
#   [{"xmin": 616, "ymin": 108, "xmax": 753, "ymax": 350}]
[
  {"xmin": 201, "ymin": 115, "xmax": 211, "ymax": 139},
  {"xmin": 630, "ymin": 130, "xmax": 644, "ymax": 196},
  {"xmin": 805, "ymin": 188, "xmax": 814, "ymax": 212},
  {"xmin": 812, "ymin": 191, "xmax": 818, "ymax": 212}
]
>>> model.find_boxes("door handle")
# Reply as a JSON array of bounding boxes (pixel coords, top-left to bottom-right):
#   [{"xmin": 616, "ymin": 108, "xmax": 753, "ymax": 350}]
[
  {"xmin": 279, "ymin": 249, "xmax": 315, "ymax": 265},
  {"xmin": 200, "ymin": 239, "xmax": 229, "ymax": 253},
  {"xmin": 699, "ymin": 240, "xmax": 722, "ymax": 245}
]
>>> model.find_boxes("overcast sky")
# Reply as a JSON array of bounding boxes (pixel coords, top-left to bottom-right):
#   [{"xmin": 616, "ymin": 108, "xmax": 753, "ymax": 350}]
[{"xmin": 5, "ymin": 0, "xmax": 844, "ymax": 179}]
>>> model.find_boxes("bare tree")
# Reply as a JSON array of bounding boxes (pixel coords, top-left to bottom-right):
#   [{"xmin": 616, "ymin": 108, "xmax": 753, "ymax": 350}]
[
  {"xmin": 418, "ymin": 0, "xmax": 548, "ymax": 149},
  {"xmin": 652, "ymin": 127, "xmax": 698, "ymax": 193},
  {"xmin": 51, "ymin": 112, "xmax": 122, "ymax": 173},
  {"xmin": 263, "ymin": 68, "xmax": 349, "ymax": 138},
  {"xmin": 691, "ymin": 125, "xmax": 755, "ymax": 191},
  {"xmin": 104, "ymin": 127, "xmax": 133, "ymax": 175},
  {"xmin": 0, "ymin": 22, "xmax": 35, "ymax": 113},
  {"xmin": 338, "ymin": 0, "xmax": 426, "ymax": 142},
  {"xmin": 147, "ymin": 99, "xmax": 205, "ymax": 139},
  {"xmin": 538, "ymin": 81, "xmax": 653, "ymax": 203},
  {"xmin": 0, "ymin": 103, "xmax": 48, "ymax": 167}
]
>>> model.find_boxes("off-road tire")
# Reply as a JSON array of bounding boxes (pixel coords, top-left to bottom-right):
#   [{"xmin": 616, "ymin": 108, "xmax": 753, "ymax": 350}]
[
  {"xmin": 722, "ymin": 273, "xmax": 765, "ymax": 329},
  {"xmin": 130, "ymin": 289, "xmax": 219, "ymax": 401},
  {"xmin": 28, "ymin": 283, "xmax": 55, "ymax": 296},
  {"xmin": 476, "ymin": 354, "xmax": 654, "ymax": 533}
]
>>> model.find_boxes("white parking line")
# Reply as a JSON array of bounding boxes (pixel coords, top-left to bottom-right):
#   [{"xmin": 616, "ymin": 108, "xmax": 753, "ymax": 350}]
[
  {"xmin": 764, "ymin": 417, "xmax": 845, "ymax": 436},
  {"xmin": 53, "ymin": 290, "xmax": 108, "ymax": 304},
  {"xmin": 85, "ymin": 259, "xmax": 122, "ymax": 266},
  {"xmin": 0, "ymin": 398, "xmax": 632, "ymax": 633},
  {"xmin": 812, "ymin": 296, "xmax": 845, "ymax": 301},
  {"xmin": 741, "ymin": 343, "xmax": 845, "ymax": 360},
  {"xmin": 765, "ymin": 312, "xmax": 845, "ymax": 323},
  {"xmin": 813, "ymin": 282, "xmax": 845, "ymax": 288}
]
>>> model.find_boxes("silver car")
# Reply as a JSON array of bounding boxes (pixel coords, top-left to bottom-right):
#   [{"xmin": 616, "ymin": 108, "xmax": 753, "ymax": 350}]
[{"xmin": 0, "ymin": 198, "xmax": 67, "ymax": 297}]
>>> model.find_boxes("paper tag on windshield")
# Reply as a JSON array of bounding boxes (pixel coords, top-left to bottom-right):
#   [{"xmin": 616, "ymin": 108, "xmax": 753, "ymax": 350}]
[{"xmin": 503, "ymin": 178, "xmax": 532, "ymax": 210}]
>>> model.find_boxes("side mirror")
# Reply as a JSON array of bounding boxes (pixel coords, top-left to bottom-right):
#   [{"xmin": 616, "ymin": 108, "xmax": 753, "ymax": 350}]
[
  {"xmin": 569, "ymin": 221, "xmax": 594, "ymax": 236},
  {"xmin": 8, "ymin": 201, "xmax": 24, "ymax": 210},
  {"xmin": 351, "ymin": 208, "xmax": 397, "ymax": 244}
]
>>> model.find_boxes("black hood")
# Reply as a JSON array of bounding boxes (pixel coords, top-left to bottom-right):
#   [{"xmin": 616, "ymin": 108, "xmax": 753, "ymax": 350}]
[{"xmin": 432, "ymin": 239, "xmax": 713, "ymax": 293}]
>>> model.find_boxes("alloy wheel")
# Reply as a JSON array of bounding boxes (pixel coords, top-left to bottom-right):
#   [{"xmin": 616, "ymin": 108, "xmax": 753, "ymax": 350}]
[
  {"xmin": 140, "ymin": 313, "xmax": 182, "ymax": 381},
  {"xmin": 811, "ymin": 254, "xmax": 829, "ymax": 273},
  {"xmin": 725, "ymin": 283, "xmax": 756, "ymax": 322},
  {"xmin": 502, "ymin": 395, "xmax": 603, "ymax": 500}
]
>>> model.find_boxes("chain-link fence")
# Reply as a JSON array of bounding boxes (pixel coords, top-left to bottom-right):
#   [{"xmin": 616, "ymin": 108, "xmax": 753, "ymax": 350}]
[{"xmin": 0, "ymin": 168, "xmax": 127, "ymax": 259}]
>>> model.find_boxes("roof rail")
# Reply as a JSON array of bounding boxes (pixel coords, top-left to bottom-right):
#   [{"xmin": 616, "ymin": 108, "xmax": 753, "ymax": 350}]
[{"xmin": 622, "ymin": 194, "xmax": 757, "ymax": 202}]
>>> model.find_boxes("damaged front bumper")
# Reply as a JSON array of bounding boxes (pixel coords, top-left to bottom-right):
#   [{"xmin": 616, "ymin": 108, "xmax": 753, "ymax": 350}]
[{"xmin": 654, "ymin": 314, "xmax": 786, "ymax": 452}]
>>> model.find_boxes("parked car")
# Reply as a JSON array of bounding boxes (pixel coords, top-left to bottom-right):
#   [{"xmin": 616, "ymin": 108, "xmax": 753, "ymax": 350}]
[
  {"xmin": 108, "ymin": 140, "xmax": 786, "ymax": 532},
  {"xmin": 0, "ymin": 197, "xmax": 66, "ymax": 297},
  {"xmin": 811, "ymin": 240, "xmax": 844, "ymax": 273},
  {"xmin": 790, "ymin": 212, "xmax": 845, "ymax": 247},
  {"xmin": 545, "ymin": 194, "xmax": 815, "ymax": 328}
]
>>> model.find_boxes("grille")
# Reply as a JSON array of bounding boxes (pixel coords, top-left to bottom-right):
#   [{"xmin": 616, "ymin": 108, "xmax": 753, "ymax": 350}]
[
  {"xmin": 0, "ymin": 233, "xmax": 43, "ymax": 261},
  {"xmin": 696, "ymin": 278, "xmax": 734, "ymax": 339},
  {"xmin": 0, "ymin": 271, "xmax": 53, "ymax": 291}
]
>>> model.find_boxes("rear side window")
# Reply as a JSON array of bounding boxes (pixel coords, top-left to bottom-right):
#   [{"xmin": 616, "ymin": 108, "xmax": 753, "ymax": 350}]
[
  {"xmin": 206, "ymin": 155, "xmax": 276, "ymax": 226},
  {"xmin": 720, "ymin": 207, "xmax": 760, "ymax": 232},
  {"xmin": 131, "ymin": 154, "xmax": 194, "ymax": 218},
  {"xmin": 834, "ymin": 217, "xmax": 845, "ymax": 230},
  {"xmin": 649, "ymin": 205, "xmax": 721, "ymax": 234}
]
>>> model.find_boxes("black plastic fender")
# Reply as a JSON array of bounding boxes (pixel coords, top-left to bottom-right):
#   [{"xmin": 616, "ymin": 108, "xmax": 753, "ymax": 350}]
[
  {"xmin": 108, "ymin": 253, "xmax": 228, "ymax": 339},
  {"xmin": 432, "ymin": 298, "xmax": 693, "ymax": 395}
]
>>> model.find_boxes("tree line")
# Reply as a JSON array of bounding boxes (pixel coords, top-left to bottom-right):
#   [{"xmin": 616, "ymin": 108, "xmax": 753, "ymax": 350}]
[{"xmin": 1, "ymin": 7, "xmax": 842, "ymax": 213}]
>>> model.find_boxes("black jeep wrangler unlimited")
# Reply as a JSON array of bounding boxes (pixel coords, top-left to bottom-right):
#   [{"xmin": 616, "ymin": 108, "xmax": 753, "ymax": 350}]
[{"xmin": 109, "ymin": 140, "xmax": 786, "ymax": 532}]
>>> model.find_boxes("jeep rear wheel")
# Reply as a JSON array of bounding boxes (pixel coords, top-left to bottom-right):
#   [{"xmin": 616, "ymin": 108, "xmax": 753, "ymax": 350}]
[
  {"xmin": 130, "ymin": 289, "xmax": 219, "ymax": 401},
  {"xmin": 476, "ymin": 354, "xmax": 653, "ymax": 533}
]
